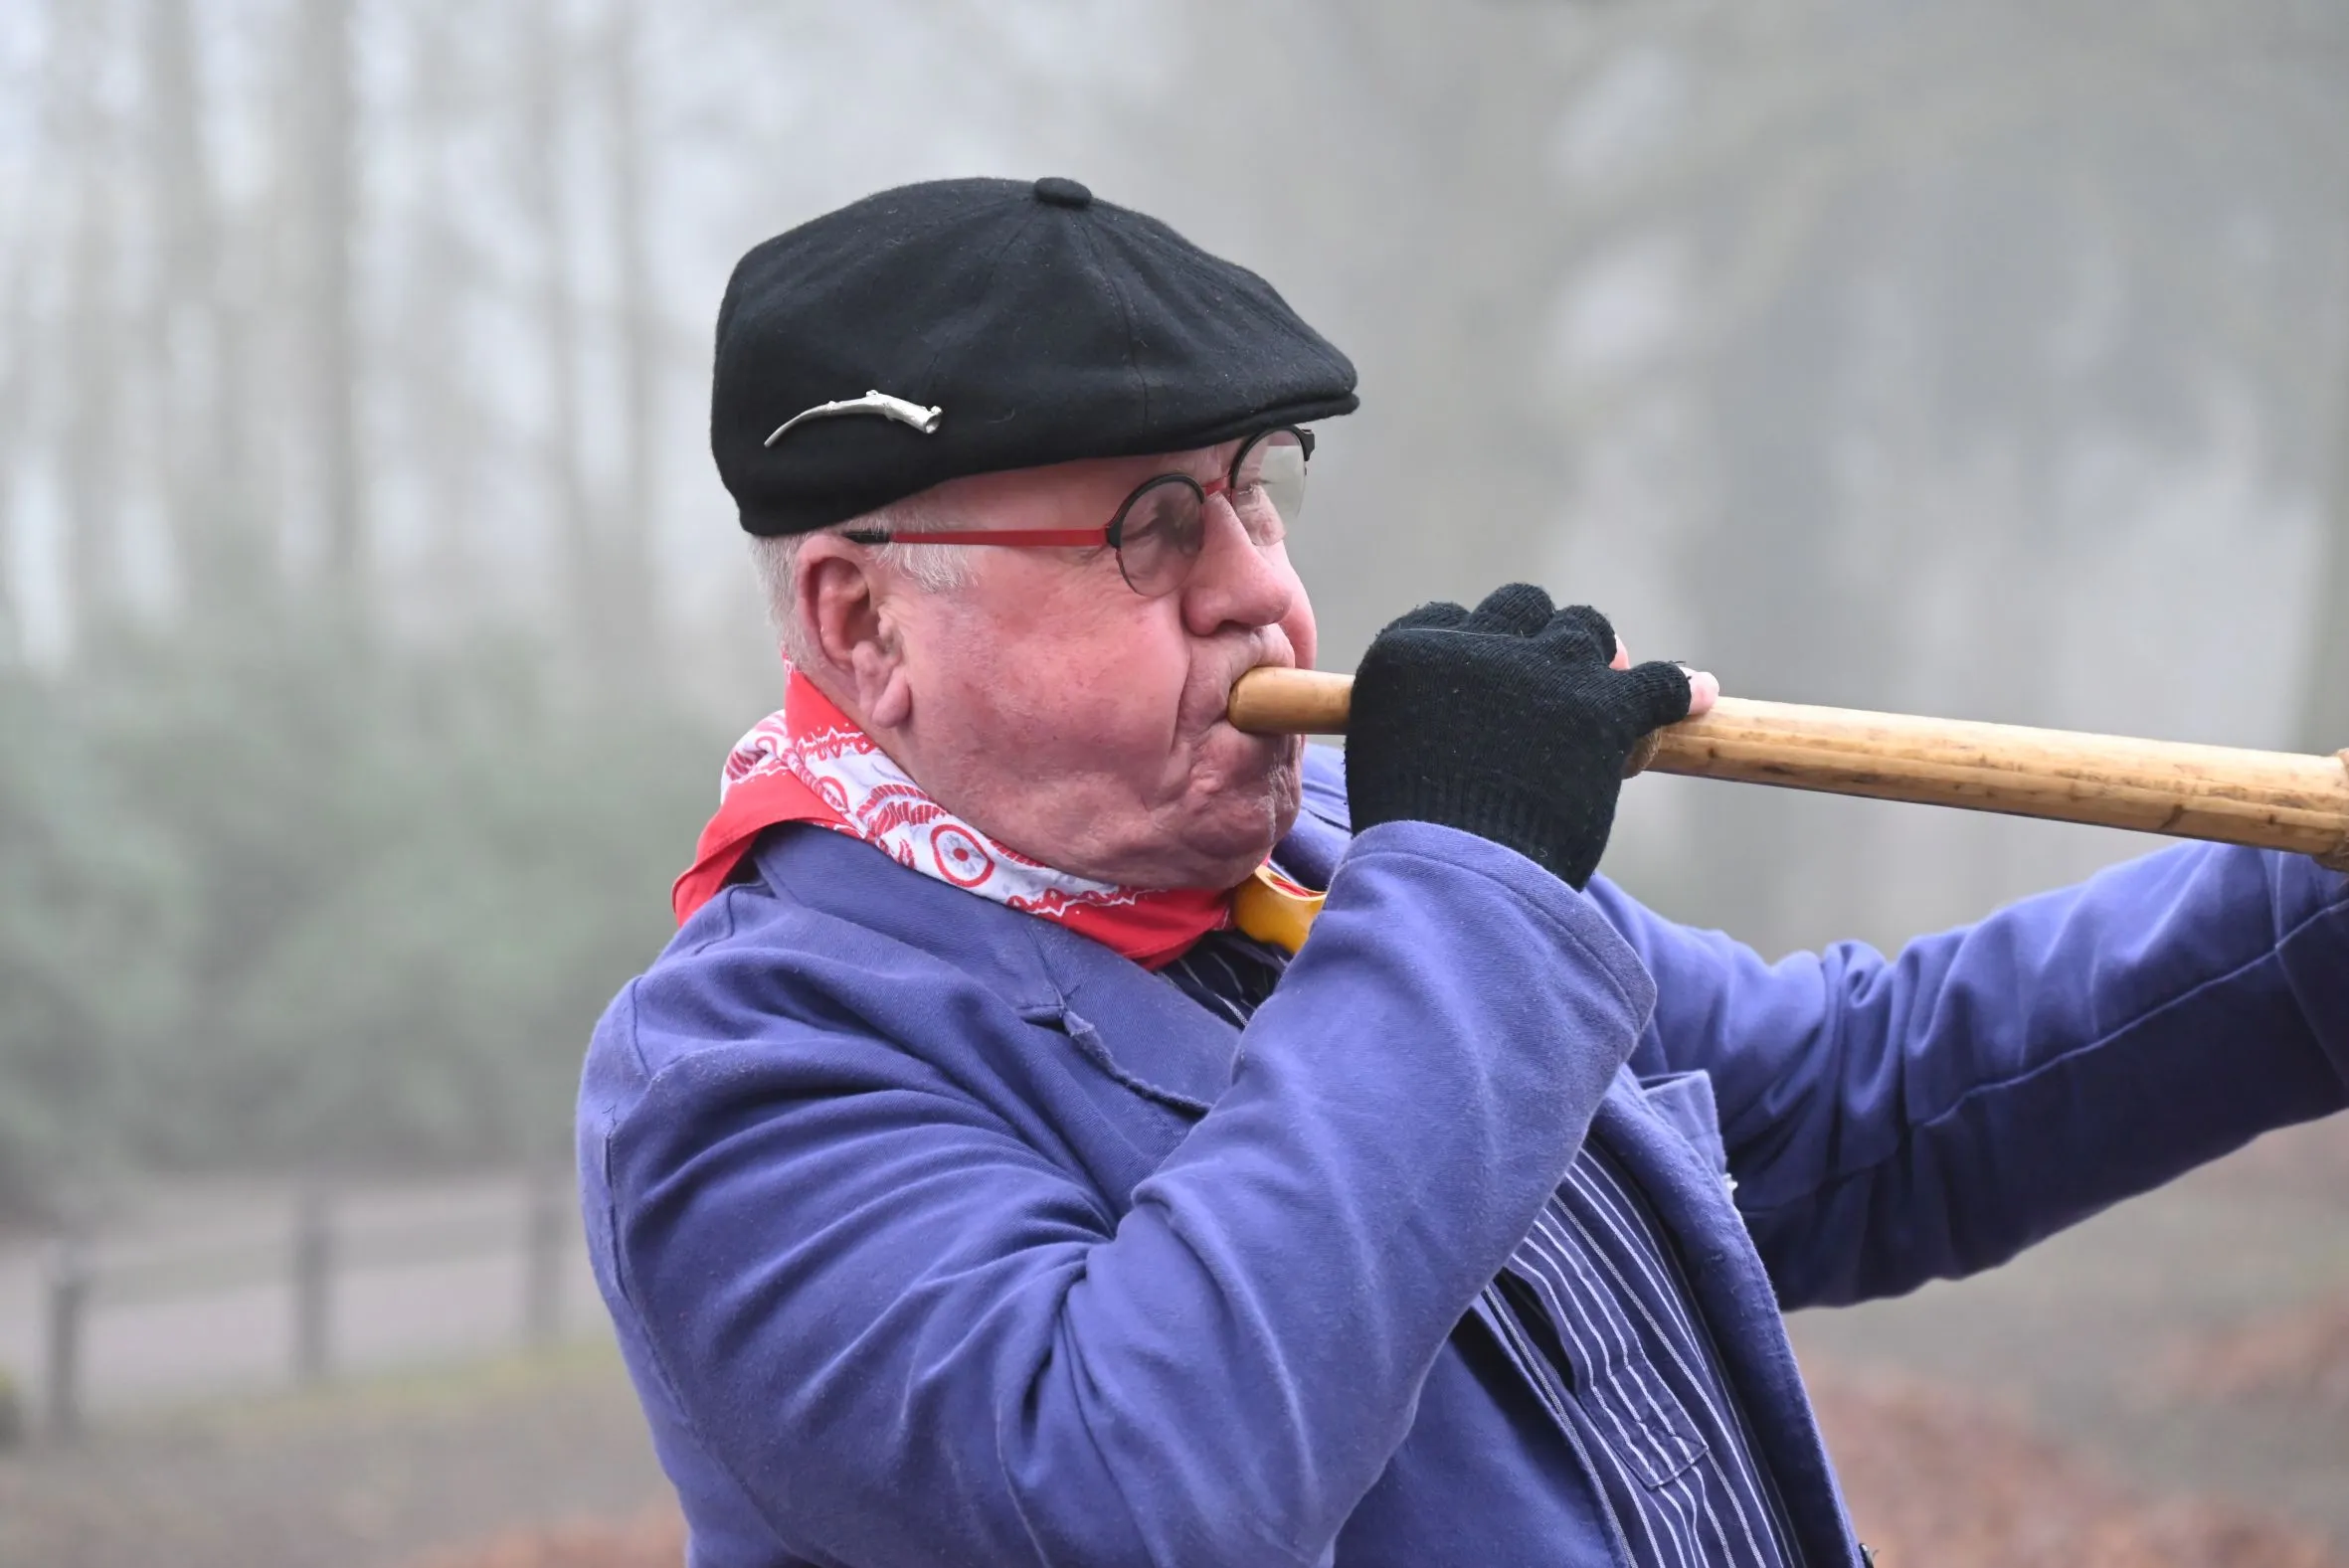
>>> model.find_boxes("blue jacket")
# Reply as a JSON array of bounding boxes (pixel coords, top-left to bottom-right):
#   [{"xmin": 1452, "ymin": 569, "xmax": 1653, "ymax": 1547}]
[{"xmin": 578, "ymin": 750, "xmax": 2349, "ymax": 1567}]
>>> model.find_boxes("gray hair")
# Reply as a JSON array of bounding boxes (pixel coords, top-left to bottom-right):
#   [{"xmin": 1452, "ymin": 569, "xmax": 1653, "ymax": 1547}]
[{"xmin": 748, "ymin": 491, "xmax": 979, "ymax": 669}]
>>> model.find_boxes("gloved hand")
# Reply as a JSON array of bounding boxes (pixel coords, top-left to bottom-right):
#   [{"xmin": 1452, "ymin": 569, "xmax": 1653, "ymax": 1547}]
[{"xmin": 1345, "ymin": 585, "xmax": 1692, "ymax": 889}]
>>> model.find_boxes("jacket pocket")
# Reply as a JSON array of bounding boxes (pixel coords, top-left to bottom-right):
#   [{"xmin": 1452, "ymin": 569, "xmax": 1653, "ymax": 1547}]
[
  {"xmin": 1015, "ymin": 1002, "xmax": 1212, "ymax": 1207},
  {"xmin": 1052, "ymin": 1002, "xmax": 1220, "ymax": 1119}
]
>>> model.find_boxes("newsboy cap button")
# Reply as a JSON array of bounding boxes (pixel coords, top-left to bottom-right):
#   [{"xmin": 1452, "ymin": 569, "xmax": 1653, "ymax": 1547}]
[{"xmin": 1032, "ymin": 176, "xmax": 1092, "ymax": 209}]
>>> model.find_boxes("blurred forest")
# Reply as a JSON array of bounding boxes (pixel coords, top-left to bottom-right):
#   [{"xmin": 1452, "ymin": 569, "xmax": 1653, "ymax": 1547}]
[{"xmin": 1, "ymin": 0, "xmax": 2346, "ymax": 1215}]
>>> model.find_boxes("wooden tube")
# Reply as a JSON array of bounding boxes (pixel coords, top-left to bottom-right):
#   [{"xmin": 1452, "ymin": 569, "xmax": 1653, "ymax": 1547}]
[
  {"xmin": 1229, "ymin": 668, "xmax": 1355, "ymax": 735},
  {"xmin": 1225, "ymin": 667, "xmax": 2349, "ymax": 871}
]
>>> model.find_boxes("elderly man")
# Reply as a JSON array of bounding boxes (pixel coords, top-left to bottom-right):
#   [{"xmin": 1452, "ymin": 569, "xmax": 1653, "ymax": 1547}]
[{"xmin": 578, "ymin": 177, "xmax": 2349, "ymax": 1568}]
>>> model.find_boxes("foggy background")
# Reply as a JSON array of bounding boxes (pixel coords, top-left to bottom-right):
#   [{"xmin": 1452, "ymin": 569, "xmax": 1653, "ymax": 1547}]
[{"xmin": 1, "ymin": 2, "xmax": 2346, "ymax": 1564}]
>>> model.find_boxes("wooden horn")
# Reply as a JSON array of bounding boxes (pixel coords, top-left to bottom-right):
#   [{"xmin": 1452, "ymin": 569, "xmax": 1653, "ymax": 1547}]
[{"xmin": 1226, "ymin": 667, "xmax": 2349, "ymax": 872}]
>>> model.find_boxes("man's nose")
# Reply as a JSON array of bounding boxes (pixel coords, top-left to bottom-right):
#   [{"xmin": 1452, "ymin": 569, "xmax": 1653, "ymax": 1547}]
[{"xmin": 1179, "ymin": 492, "xmax": 1297, "ymax": 637}]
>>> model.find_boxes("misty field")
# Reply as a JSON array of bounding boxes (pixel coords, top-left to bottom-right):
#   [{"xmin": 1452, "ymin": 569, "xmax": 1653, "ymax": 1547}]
[
  {"xmin": 4, "ymin": 1117, "xmax": 2343, "ymax": 1568},
  {"xmin": 1, "ymin": 2, "xmax": 2344, "ymax": 1564},
  {"xmin": 1, "ymin": 1348, "xmax": 2335, "ymax": 1568}
]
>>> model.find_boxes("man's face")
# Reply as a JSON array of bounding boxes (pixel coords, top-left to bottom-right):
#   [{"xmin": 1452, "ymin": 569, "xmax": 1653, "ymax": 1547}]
[{"xmin": 882, "ymin": 439, "xmax": 1318, "ymax": 890}]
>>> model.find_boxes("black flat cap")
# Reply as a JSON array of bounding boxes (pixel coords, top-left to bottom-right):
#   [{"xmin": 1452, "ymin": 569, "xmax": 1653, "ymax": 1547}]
[{"xmin": 712, "ymin": 176, "xmax": 1359, "ymax": 537}]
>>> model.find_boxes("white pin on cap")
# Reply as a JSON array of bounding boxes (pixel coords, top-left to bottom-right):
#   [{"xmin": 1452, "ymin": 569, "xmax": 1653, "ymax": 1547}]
[{"xmin": 764, "ymin": 390, "xmax": 944, "ymax": 447}]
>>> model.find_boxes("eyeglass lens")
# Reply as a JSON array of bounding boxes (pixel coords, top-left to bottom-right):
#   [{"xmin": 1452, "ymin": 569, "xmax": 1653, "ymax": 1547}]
[{"xmin": 1113, "ymin": 428, "xmax": 1310, "ymax": 597}]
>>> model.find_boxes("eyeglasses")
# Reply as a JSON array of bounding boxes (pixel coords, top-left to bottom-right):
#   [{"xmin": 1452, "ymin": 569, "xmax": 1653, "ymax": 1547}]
[{"xmin": 842, "ymin": 426, "xmax": 1313, "ymax": 598}]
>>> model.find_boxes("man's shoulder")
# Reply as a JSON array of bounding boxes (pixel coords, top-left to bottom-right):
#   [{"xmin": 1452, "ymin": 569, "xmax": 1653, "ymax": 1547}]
[
  {"xmin": 583, "ymin": 873, "xmax": 865, "ymax": 1096},
  {"xmin": 589, "ymin": 826, "xmax": 1060, "ymax": 1096}
]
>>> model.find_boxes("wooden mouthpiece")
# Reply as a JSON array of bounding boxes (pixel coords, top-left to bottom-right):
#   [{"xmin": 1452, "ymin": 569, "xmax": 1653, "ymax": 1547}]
[
  {"xmin": 1228, "ymin": 667, "xmax": 1354, "ymax": 735},
  {"xmin": 1225, "ymin": 666, "xmax": 2349, "ymax": 869}
]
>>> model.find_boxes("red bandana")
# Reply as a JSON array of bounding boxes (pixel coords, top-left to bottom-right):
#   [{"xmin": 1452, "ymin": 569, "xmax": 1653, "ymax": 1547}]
[{"xmin": 673, "ymin": 672, "xmax": 1236, "ymax": 968}]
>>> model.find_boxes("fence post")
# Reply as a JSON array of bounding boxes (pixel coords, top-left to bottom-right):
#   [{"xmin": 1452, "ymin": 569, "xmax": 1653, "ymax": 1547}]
[
  {"xmin": 291, "ymin": 1187, "xmax": 334, "ymax": 1385},
  {"xmin": 43, "ymin": 1238, "xmax": 91, "ymax": 1440},
  {"xmin": 522, "ymin": 1172, "xmax": 567, "ymax": 1346}
]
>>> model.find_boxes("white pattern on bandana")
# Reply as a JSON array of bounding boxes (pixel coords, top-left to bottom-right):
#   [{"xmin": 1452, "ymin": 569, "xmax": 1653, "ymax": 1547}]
[{"xmin": 718, "ymin": 678, "xmax": 1152, "ymax": 921}]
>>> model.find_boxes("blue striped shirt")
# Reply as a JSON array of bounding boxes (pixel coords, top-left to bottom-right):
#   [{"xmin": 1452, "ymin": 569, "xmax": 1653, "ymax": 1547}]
[{"xmin": 1164, "ymin": 927, "xmax": 1798, "ymax": 1567}]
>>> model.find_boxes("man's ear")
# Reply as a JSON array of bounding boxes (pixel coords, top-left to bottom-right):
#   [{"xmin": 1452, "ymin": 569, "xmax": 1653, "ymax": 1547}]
[{"xmin": 795, "ymin": 538, "xmax": 913, "ymax": 728}]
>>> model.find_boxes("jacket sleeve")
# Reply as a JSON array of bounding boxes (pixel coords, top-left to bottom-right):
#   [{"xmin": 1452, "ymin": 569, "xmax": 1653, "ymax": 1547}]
[
  {"xmin": 1586, "ymin": 844, "xmax": 2349, "ymax": 1308},
  {"xmin": 591, "ymin": 822, "xmax": 1655, "ymax": 1568}
]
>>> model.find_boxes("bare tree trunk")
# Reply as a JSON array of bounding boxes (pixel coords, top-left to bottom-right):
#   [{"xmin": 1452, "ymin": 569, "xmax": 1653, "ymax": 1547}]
[
  {"xmin": 600, "ymin": 0, "xmax": 660, "ymax": 677},
  {"xmin": 521, "ymin": 0, "xmax": 596, "ymax": 665},
  {"xmin": 0, "ymin": 17, "xmax": 40, "ymax": 663},
  {"xmin": 394, "ymin": 0, "xmax": 481, "ymax": 629},
  {"xmin": 143, "ymin": 0, "xmax": 260, "ymax": 620},
  {"xmin": 57, "ymin": 0, "xmax": 126, "ymax": 646},
  {"xmin": 291, "ymin": 0, "xmax": 365, "ymax": 605},
  {"xmin": 0, "ymin": 241, "xmax": 26, "ymax": 664}
]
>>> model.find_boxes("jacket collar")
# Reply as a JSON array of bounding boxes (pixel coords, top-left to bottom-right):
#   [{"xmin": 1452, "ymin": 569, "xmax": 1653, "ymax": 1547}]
[
  {"xmin": 747, "ymin": 820, "xmax": 1344, "ymax": 1114},
  {"xmin": 750, "ymin": 822, "xmax": 1065, "ymax": 1013},
  {"xmin": 748, "ymin": 798, "xmax": 1352, "ymax": 996}
]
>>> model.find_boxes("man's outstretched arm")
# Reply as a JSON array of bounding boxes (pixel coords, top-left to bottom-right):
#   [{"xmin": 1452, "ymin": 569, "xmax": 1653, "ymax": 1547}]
[{"xmin": 1588, "ymin": 846, "xmax": 2349, "ymax": 1307}]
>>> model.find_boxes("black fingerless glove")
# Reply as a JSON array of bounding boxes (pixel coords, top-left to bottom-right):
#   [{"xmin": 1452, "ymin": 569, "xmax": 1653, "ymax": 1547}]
[{"xmin": 1345, "ymin": 585, "xmax": 1693, "ymax": 889}]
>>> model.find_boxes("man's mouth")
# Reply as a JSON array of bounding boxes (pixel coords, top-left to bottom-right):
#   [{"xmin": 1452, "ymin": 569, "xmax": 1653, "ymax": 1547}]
[{"xmin": 1219, "ymin": 646, "xmax": 1296, "ymax": 714}]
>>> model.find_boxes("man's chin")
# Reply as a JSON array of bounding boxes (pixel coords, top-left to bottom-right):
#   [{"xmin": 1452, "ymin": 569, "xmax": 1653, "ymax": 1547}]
[
  {"xmin": 1199, "ymin": 724, "xmax": 1301, "ymax": 792},
  {"xmin": 1172, "ymin": 766, "xmax": 1301, "ymax": 886}
]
